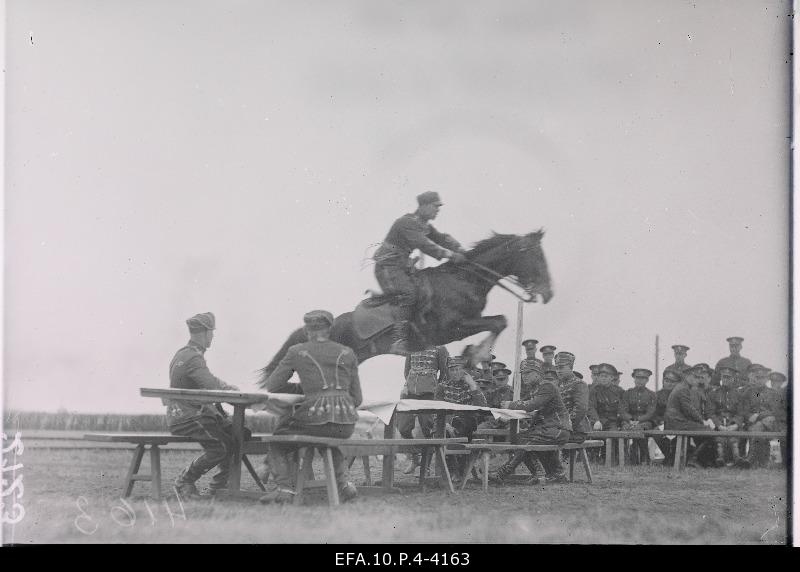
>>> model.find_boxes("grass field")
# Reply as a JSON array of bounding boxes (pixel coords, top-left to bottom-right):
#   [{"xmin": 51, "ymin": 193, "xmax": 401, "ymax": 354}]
[{"xmin": 2, "ymin": 440, "xmax": 788, "ymax": 544}]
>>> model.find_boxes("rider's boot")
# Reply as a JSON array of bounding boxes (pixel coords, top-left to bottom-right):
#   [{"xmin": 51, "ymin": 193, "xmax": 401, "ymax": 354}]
[{"xmin": 388, "ymin": 321, "xmax": 413, "ymax": 356}]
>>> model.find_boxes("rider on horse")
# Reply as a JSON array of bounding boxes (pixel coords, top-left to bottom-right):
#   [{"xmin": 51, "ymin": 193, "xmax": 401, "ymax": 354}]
[{"xmin": 373, "ymin": 191, "xmax": 467, "ymax": 355}]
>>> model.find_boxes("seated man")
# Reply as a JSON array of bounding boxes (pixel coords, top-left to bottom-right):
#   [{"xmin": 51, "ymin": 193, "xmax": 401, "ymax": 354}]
[
  {"xmin": 665, "ymin": 364, "xmax": 715, "ymax": 468},
  {"xmin": 477, "ymin": 366, "xmax": 514, "ymax": 430},
  {"xmin": 709, "ymin": 366, "xmax": 748, "ymax": 468},
  {"xmin": 619, "ymin": 369, "xmax": 657, "ymax": 464},
  {"xmin": 740, "ymin": 364, "xmax": 780, "ymax": 468},
  {"xmin": 588, "ymin": 363, "xmax": 623, "ymax": 431},
  {"xmin": 494, "ymin": 370, "xmax": 573, "ymax": 484},
  {"xmin": 259, "ymin": 310, "xmax": 363, "ymax": 504},
  {"xmin": 555, "ymin": 352, "xmax": 590, "ymax": 441},
  {"xmin": 652, "ymin": 371, "xmax": 680, "ymax": 465},
  {"xmin": 168, "ymin": 312, "xmax": 242, "ymax": 499}
]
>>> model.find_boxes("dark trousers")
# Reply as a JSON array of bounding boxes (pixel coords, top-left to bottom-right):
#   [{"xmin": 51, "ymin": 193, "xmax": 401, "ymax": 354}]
[
  {"xmin": 397, "ymin": 392, "xmax": 435, "ymax": 439},
  {"xmin": 267, "ymin": 420, "xmax": 355, "ymax": 490},
  {"xmin": 170, "ymin": 415, "xmax": 247, "ymax": 490},
  {"xmin": 375, "ymin": 264, "xmax": 416, "ymax": 317},
  {"xmin": 519, "ymin": 427, "xmax": 570, "ymax": 477}
]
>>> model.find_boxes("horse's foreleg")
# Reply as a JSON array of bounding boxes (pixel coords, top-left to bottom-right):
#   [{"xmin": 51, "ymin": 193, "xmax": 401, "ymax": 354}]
[{"xmin": 452, "ymin": 315, "xmax": 507, "ymax": 365}]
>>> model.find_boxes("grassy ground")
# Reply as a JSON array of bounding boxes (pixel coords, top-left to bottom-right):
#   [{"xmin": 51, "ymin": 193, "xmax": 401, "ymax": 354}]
[{"xmin": 2, "ymin": 443, "xmax": 788, "ymax": 545}]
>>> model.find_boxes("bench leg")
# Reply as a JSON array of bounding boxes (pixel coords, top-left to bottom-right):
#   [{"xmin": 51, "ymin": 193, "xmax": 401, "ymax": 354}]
[
  {"xmin": 362, "ymin": 456, "xmax": 372, "ymax": 486},
  {"xmin": 418, "ymin": 448, "xmax": 431, "ymax": 489},
  {"xmin": 605, "ymin": 438, "xmax": 613, "ymax": 468},
  {"xmin": 460, "ymin": 452, "xmax": 479, "ymax": 491},
  {"xmin": 242, "ymin": 455, "xmax": 267, "ymax": 492},
  {"xmin": 673, "ymin": 437, "xmax": 683, "ymax": 471},
  {"xmin": 382, "ymin": 413, "xmax": 396, "ymax": 491},
  {"xmin": 123, "ymin": 444, "xmax": 146, "ymax": 498},
  {"xmin": 482, "ymin": 452, "xmax": 490, "ymax": 493},
  {"xmin": 435, "ymin": 446, "xmax": 455, "ymax": 494},
  {"xmin": 568, "ymin": 450, "xmax": 576, "ymax": 482},
  {"xmin": 150, "ymin": 445, "xmax": 162, "ymax": 501},
  {"xmin": 322, "ymin": 447, "xmax": 340, "ymax": 506},
  {"xmin": 294, "ymin": 448, "xmax": 313, "ymax": 506},
  {"xmin": 618, "ymin": 438, "xmax": 625, "ymax": 466},
  {"xmin": 580, "ymin": 449, "xmax": 594, "ymax": 484}
]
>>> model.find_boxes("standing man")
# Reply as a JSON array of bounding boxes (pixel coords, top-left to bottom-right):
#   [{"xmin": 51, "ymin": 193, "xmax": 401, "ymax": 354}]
[
  {"xmin": 520, "ymin": 339, "xmax": 541, "ymax": 371},
  {"xmin": 664, "ymin": 345, "xmax": 692, "ymax": 380},
  {"xmin": 260, "ymin": 310, "xmax": 363, "ymax": 504},
  {"xmin": 665, "ymin": 364, "xmax": 715, "ymax": 468},
  {"xmin": 373, "ymin": 192, "xmax": 467, "ymax": 355},
  {"xmin": 168, "ymin": 312, "xmax": 242, "ymax": 499},
  {"xmin": 619, "ymin": 369, "xmax": 657, "ymax": 464},
  {"xmin": 399, "ymin": 346, "xmax": 449, "ymax": 474},
  {"xmin": 555, "ymin": 352, "xmax": 591, "ymax": 438},
  {"xmin": 540, "ymin": 345, "xmax": 557, "ymax": 369},
  {"xmin": 714, "ymin": 336, "xmax": 752, "ymax": 387}
]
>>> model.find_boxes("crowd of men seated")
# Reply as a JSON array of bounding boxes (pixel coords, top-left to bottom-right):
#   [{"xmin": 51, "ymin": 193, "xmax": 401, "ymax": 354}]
[{"xmin": 399, "ymin": 336, "xmax": 789, "ymax": 482}]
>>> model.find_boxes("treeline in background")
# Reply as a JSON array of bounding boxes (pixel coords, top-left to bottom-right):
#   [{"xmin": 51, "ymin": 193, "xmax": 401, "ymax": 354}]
[{"xmin": 3, "ymin": 410, "xmax": 279, "ymax": 433}]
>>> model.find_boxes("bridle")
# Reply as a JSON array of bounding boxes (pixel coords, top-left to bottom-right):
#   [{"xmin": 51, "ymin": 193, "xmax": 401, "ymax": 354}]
[{"xmin": 458, "ymin": 237, "xmax": 542, "ymax": 303}]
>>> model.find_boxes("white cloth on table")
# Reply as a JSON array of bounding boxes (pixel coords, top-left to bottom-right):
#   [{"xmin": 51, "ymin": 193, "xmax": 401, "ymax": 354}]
[{"xmin": 358, "ymin": 398, "xmax": 532, "ymax": 426}]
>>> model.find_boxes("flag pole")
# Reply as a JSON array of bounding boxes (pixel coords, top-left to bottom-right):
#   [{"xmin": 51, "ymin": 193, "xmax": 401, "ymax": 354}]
[
  {"xmin": 510, "ymin": 301, "xmax": 524, "ymax": 444},
  {"xmin": 654, "ymin": 334, "xmax": 660, "ymax": 392}
]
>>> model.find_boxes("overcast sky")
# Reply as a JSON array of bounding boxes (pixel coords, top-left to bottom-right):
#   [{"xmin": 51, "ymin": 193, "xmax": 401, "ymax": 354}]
[{"xmin": 3, "ymin": 0, "xmax": 791, "ymax": 413}]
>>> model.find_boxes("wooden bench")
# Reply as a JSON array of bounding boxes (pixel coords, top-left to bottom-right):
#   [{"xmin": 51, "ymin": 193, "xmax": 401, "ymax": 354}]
[
  {"xmin": 644, "ymin": 430, "xmax": 787, "ymax": 471},
  {"xmin": 585, "ymin": 431, "xmax": 648, "ymax": 467},
  {"xmin": 246, "ymin": 435, "xmax": 469, "ymax": 505},
  {"xmin": 84, "ymin": 433, "xmax": 267, "ymax": 500},
  {"xmin": 455, "ymin": 440, "xmax": 605, "ymax": 492}
]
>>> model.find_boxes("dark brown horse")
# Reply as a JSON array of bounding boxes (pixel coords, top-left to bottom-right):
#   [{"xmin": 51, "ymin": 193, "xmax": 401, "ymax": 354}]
[{"xmin": 257, "ymin": 231, "xmax": 553, "ymax": 386}]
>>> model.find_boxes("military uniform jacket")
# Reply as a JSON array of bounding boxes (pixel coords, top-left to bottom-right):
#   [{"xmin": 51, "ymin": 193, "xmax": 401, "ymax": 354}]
[
  {"xmin": 166, "ymin": 342, "xmax": 237, "ymax": 427},
  {"xmin": 620, "ymin": 387, "xmax": 657, "ymax": 423},
  {"xmin": 714, "ymin": 355, "xmax": 752, "ymax": 385},
  {"xmin": 663, "ymin": 362, "xmax": 692, "ymax": 379},
  {"xmin": 652, "ymin": 388, "xmax": 672, "ymax": 426},
  {"xmin": 740, "ymin": 384, "xmax": 779, "ymax": 424},
  {"xmin": 509, "ymin": 380, "xmax": 572, "ymax": 433},
  {"xmin": 559, "ymin": 376, "xmax": 590, "ymax": 432},
  {"xmin": 265, "ymin": 339, "xmax": 363, "ymax": 425},
  {"xmin": 708, "ymin": 386, "xmax": 744, "ymax": 428},
  {"xmin": 587, "ymin": 384, "xmax": 622, "ymax": 425},
  {"xmin": 434, "ymin": 375, "xmax": 488, "ymax": 406},
  {"xmin": 482, "ymin": 384, "xmax": 514, "ymax": 408},
  {"xmin": 403, "ymin": 346, "xmax": 448, "ymax": 395},
  {"xmin": 665, "ymin": 382, "xmax": 704, "ymax": 427},
  {"xmin": 374, "ymin": 213, "xmax": 461, "ymax": 267}
]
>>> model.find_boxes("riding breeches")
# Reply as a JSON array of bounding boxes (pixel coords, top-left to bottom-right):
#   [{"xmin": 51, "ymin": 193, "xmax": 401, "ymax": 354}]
[{"xmin": 374, "ymin": 264, "xmax": 417, "ymax": 312}]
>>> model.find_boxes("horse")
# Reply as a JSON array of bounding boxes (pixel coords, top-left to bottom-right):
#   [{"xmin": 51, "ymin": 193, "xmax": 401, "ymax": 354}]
[{"xmin": 257, "ymin": 231, "xmax": 553, "ymax": 387}]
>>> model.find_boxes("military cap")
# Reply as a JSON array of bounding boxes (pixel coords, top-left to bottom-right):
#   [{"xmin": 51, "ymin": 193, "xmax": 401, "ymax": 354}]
[
  {"xmin": 303, "ymin": 309, "xmax": 334, "ymax": 328},
  {"xmin": 769, "ymin": 372, "xmax": 787, "ymax": 382},
  {"xmin": 671, "ymin": 345, "xmax": 690, "ymax": 352},
  {"xmin": 447, "ymin": 356, "xmax": 467, "ymax": 368},
  {"xmin": 632, "ymin": 368, "xmax": 653, "ymax": 378},
  {"xmin": 496, "ymin": 368, "xmax": 512, "ymax": 376},
  {"xmin": 574, "ymin": 371, "xmax": 584, "ymax": 380},
  {"xmin": 555, "ymin": 351, "xmax": 575, "ymax": 367},
  {"xmin": 747, "ymin": 363, "xmax": 770, "ymax": 374},
  {"xmin": 597, "ymin": 363, "xmax": 619, "ymax": 376},
  {"xmin": 522, "ymin": 339, "xmax": 539, "ymax": 349},
  {"xmin": 540, "ymin": 345, "xmax": 557, "ymax": 354},
  {"xmin": 490, "ymin": 362, "xmax": 507, "ymax": 370},
  {"xmin": 693, "ymin": 363, "xmax": 712, "ymax": 373},
  {"xmin": 662, "ymin": 370, "xmax": 681, "ymax": 383},
  {"xmin": 726, "ymin": 336, "xmax": 744, "ymax": 344},
  {"xmin": 186, "ymin": 312, "xmax": 216, "ymax": 331},
  {"xmin": 417, "ymin": 191, "xmax": 443, "ymax": 206},
  {"xmin": 717, "ymin": 366, "xmax": 737, "ymax": 377},
  {"xmin": 589, "ymin": 364, "xmax": 600, "ymax": 373}
]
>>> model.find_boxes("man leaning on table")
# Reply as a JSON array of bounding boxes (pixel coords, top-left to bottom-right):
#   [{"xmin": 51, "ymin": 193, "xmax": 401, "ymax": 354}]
[
  {"xmin": 259, "ymin": 309, "xmax": 363, "ymax": 504},
  {"xmin": 168, "ymin": 312, "xmax": 243, "ymax": 500}
]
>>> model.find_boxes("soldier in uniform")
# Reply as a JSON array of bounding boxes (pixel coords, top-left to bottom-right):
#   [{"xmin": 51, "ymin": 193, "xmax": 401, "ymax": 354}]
[
  {"xmin": 665, "ymin": 364, "xmax": 715, "ymax": 468},
  {"xmin": 555, "ymin": 352, "xmax": 590, "ymax": 439},
  {"xmin": 494, "ymin": 370, "xmax": 572, "ymax": 484},
  {"xmin": 520, "ymin": 339, "xmax": 541, "ymax": 371},
  {"xmin": 708, "ymin": 366, "xmax": 748, "ymax": 467},
  {"xmin": 588, "ymin": 363, "xmax": 623, "ymax": 431},
  {"xmin": 398, "ymin": 346, "xmax": 449, "ymax": 474},
  {"xmin": 713, "ymin": 336, "xmax": 752, "ymax": 387},
  {"xmin": 540, "ymin": 345, "xmax": 557, "ymax": 369},
  {"xmin": 259, "ymin": 310, "xmax": 363, "ymax": 504},
  {"xmin": 664, "ymin": 345, "xmax": 692, "ymax": 380},
  {"xmin": 168, "ymin": 312, "xmax": 242, "ymax": 499},
  {"xmin": 740, "ymin": 364, "xmax": 780, "ymax": 468},
  {"xmin": 769, "ymin": 372, "xmax": 789, "ymax": 467},
  {"xmin": 373, "ymin": 192, "xmax": 467, "ymax": 355},
  {"xmin": 652, "ymin": 370, "xmax": 680, "ymax": 465},
  {"xmin": 619, "ymin": 369, "xmax": 657, "ymax": 464},
  {"xmin": 477, "ymin": 367, "xmax": 514, "ymax": 430},
  {"xmin": 588, "ymin": 364, "xmax": 600, "ymax": 386}
]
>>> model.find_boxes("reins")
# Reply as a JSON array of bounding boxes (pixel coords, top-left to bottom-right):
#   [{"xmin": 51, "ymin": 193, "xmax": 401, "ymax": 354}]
[{"xmin": 459, "ymin": 259, "xmax": 536, "ymax": 303}]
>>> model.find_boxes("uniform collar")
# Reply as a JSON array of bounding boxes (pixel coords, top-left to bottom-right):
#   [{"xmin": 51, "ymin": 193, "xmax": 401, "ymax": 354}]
[{"xmin": 188, "ymin": 340, "xmax": 207, "ymax": 354}]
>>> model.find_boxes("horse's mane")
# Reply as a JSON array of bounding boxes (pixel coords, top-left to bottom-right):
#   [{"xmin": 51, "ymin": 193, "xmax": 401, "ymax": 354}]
[{"xmin": 466, "ymin": 232, "xmax": 518, "ymax": 259}]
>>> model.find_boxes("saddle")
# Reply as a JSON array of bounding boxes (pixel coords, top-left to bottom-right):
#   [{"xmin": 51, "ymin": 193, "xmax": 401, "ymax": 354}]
[{"xmin": 353, "ymin": 276, "xmax": 434, "ymax": 340}]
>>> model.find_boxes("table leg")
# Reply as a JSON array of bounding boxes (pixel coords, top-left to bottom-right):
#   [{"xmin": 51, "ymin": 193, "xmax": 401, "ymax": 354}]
[
  {"xmin": 673, "ymin": 436, "xmax": 683, "ymax": 471},
  {"xmin": 150, "ymin": 445, "xmax": 162, "ymax": 501},
  {"xmin": 568, "ymin": 449, "xmax": 576, "ymax": 482},
  {"xmin": 228, "ymin": 404, "xmax": 245, "ymax": 494},
  {"xmin": 605, "ymin": 438, "xmax": 613, "ymax": 468},
  {"xmin": 482, "ymin": 452, "xmax": 490, "ymax": 493},
  {"xmin": 618, "ymin": 438, "xmax": 625, "ymax": 467},
  {"xmin": 382, "ymin": 412, "xmax": 396, "ymax": 491}
]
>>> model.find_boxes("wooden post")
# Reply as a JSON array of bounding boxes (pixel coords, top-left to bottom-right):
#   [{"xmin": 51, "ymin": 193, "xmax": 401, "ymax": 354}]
[
  {"xmin": 654, "ymin": 334, "xmax": 660, "ymax": 392},
  {"xmin": 509, "ymin": 301, "xmax": 524, "ymax": 444}
]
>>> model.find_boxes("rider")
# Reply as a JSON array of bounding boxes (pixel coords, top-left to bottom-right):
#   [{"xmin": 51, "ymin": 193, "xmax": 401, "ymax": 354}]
[{"xmin": 373, "ymin": 191, "xmax": 467, "ymax": 355}]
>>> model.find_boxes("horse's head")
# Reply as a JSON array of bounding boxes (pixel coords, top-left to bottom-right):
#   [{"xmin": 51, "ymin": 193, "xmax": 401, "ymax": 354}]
[{"xmin": 510, "ymin": 230, "xmax": 554, "ymax": 303}]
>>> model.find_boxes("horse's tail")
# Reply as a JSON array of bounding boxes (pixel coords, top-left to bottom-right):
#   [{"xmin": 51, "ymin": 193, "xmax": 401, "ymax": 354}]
[{"xmin": 256, "ymin": 326, "xmax": 308, "ymax": 389}]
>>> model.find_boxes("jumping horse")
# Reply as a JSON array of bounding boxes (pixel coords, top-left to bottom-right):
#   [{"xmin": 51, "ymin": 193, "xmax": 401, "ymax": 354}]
[{"xmin": 257, "ymin": 231, "xmax": 553, "ymax": 386}]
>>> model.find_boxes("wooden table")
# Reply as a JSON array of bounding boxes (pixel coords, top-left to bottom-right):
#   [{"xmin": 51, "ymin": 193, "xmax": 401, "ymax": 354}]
[{"xmin": 140, "ymin": 387, "xmax": 301, "ymax": 496}]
